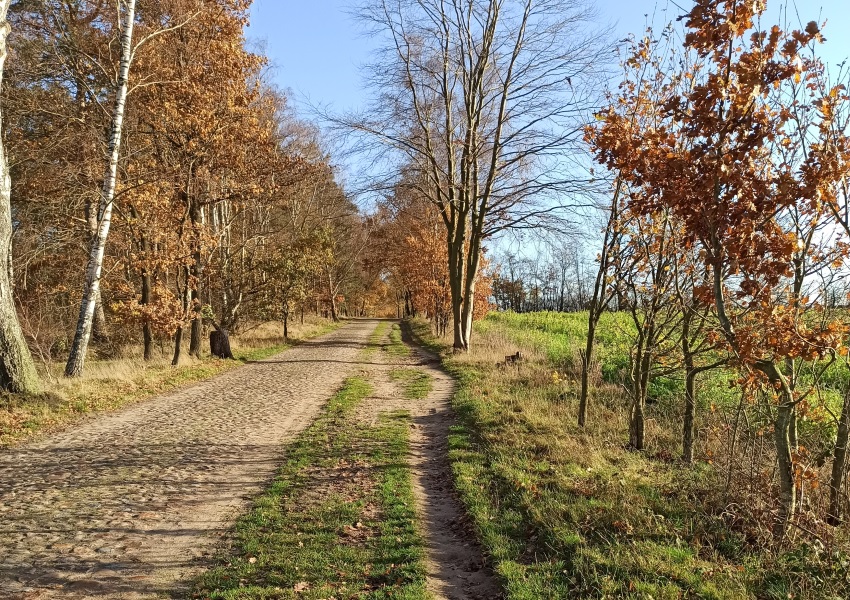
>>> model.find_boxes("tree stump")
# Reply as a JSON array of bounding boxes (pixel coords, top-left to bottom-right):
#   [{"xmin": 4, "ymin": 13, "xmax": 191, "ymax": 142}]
[{"xmin": 210, "ymin": 330, "xmax": 234, "ymax": 359}]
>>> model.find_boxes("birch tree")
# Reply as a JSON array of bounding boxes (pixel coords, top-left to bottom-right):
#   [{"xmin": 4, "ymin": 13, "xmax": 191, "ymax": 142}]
[
  {"xmin": 0, "ymin": 0, "xmax": 39, "ymax": 393},
  {"xmin": 344, "ymin": 0, "xmax": 608, "ymax": 351},
  {"xmin": 64, "ymin": 0, "xmax": 136, "ymax": 377}
]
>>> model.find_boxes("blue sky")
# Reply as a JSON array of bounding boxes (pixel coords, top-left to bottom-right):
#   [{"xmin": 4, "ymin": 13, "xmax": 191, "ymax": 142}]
[{"xmin": 248, "ymin": 1, "xmax": 850, "ymax": 114}]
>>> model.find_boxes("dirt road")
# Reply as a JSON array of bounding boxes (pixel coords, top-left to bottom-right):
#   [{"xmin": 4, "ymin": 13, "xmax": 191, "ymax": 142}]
[
  {"xmin": 0, "ymin": 320, "xmax": 378, "ymax": 599},
  {"xmin": 356, "ymin": 325, "xmax": 502, "ymax": 600}
]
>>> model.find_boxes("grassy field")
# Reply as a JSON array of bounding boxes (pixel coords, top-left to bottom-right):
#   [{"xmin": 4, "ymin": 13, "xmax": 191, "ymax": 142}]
[
  {"xmin": 410, "ymin": 312, "xmax": 850, "ymax": 600},
  {"xmin": 0, "ymin": 318, "xmax": 339, "ymax": 447}
]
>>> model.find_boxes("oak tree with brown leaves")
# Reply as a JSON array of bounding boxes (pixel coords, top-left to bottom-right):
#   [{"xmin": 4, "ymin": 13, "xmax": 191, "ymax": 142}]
[{"xmin": 590, "ymin": 0, "xmax": 850, "ymax": 535}]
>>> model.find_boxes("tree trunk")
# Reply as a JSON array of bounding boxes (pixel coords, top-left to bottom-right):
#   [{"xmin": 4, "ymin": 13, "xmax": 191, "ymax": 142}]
[
  {"xmin": 86, "ymin": 199, "xmax": 110, "ymax": 346},
  {"xmin": 789, "ymin": 406, "xmax": 799, "ymax": 451},
  {"xmin": 189, "ymin": 303, "xmax": 202, "ymax": 355},
  {"xmin": 283, "ymin": 309, "xmax": 289, "ymax": 339},
  {"xmin": 188, "ymin": 203, "xmax": 203, "ymax": 357},
  {"xmin": 459, "ymin": 236, "xmax": 481, "ymax": 351},
  {"xmin": 143, "ymin": 322, "xmax": 153, "ymax": 361},
  {"xmin": 330, "ymin": 297, "xmax": 338, "ymax": 321},
  {"xmin": 578, "ymin": 319, "xmax": 595, "ymax": 427},
  {"xmin": 171, "ymin": 327, "xmax": 183, "ymax": 366},
  {"xmin": 140, "ymin": 232, "xmax": 153, "ymax": 361},
  {"xmin": 628, "ymin": 325, "xmax": 651, "ymax": 451},
  {"xmin": 774, "ymin": 399, "xmax": 796, "ymax": 537},
  {"xmin": 448, "ymin": 212, "xmax": 468, "ymax": 352},
  {"xmin": 682, "ymin": 308, "xmax": 695, "ymax": 463},
  {"xmin": 578, "ymin": 183, "xmax": 620, "ymax": 426},
  {"xmin": 210, "ymin": 330, "xmax": 234, "ymax": 359},
  {"xmin": 172, "ymin": 265, "xmax": 191, "ymax": 366},
  {"xmin": 92, "ymin": 298, "xmax": 109, "ymax": 345},
  {"xmin": 630, "ymin": 399, "xmax": 645, "ymax": 450},
  {"xmin": 751, "ymin": 359, "xmax": 796, "ymax": 537},
  {"xmin": 828, "ymin": 388, "xmax": 850, "ymax": 525},
  {"xmin": 65, "ymin": 0, "xmax": 136, "ymax": 377},
  {"xmin": 450, "ymin": 251, "xmax": 467, "ymax": 351},
  {"xmin": 460, "ymin": 281, "xmax": 476, "ymax": 350},
  {"xmin": 0, "ymin": 1, "xmax": 39, "ymax": 394},
  {"xmin": 451, "ymin": 296, "xmax": 464, "ymax": 351},
  {"xmin": 683, "ymin": 370, "xmax": 697, "ymax": 464}
]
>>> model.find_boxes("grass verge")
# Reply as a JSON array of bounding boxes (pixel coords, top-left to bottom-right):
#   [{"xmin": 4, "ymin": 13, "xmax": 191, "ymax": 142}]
[
  {"xmin": 193, "ymin": 375, "xmax": 428, "ymax": 600},
  {"xmin": 408, "ymin": 316, "xmax": 849, "ymax": 599},
  {"xmin": 0, "ymin": 319, "xmax": 340, "ymax": 447}
]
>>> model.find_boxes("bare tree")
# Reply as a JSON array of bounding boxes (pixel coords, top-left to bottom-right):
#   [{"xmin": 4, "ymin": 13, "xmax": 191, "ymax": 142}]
[
  {"xmin": 341, "ymin": 0, "xmax": 608, "ymax": 350},
  {"xmin": 0, "ymin": 0, "xmax": 39, "ymax": 393},
  {"xmin": 578, "ymin": 181, "xmax": 622, "ymax": 426}
]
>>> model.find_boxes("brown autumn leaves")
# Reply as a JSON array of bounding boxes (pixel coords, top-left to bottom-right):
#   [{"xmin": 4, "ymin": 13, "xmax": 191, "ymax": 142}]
[
  {"xmin": 3, "ymin": 0, "xmax": 850, "ymax": 544},
  {"xmin": 587, "ymin": 0, "xmax": 850, "ymax": 534},
  {"xmin": 2, "ymin": 0, "xmax": 461, "ymax": 387}
]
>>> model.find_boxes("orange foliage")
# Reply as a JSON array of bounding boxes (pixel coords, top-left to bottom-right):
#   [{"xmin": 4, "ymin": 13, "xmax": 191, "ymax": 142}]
[
  {"xmin": 374, "ymin": 184, "xmax": 492, "ymax": 332},
  {"xmin": 588, "ymin": 0, "xmax": 850, "ymax": 368}
]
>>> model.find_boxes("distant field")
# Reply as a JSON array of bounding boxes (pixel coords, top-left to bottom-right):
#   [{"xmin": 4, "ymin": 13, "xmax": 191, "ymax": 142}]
[{"xmin": 477, "ymin": 311, "xmax": 633, "ymax": 383}]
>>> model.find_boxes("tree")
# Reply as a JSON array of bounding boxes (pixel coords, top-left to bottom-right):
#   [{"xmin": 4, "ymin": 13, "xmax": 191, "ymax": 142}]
[
  {"xmin": 344, "ymin": 0, "xmax": 607, "ymax": 350},
  {"xmin": 578, "ymin": 181, "xmax": 623, "ymax": 426},
  {"xmin": 617, "ymin": 208, "xmax": 682, "ymax": 450},
  {"xmin": 673, "ymin": 249, "xmax": 725, "ymax": 463},
  {"xmin": 0, "ymin": 0, "xmax": 39, "ymax": 393},
  {"xmin": 64, "ymin": 0, "xmax": 137, "ymax": 377},
  {"xmin": 805, "ymin": 64, "xmax": 850, "ymax": 524},
  {"xmin": 2, "ymin": 0, "xmax": 353, "ymax": 374},
  {"xmin": 371, "ymin": 172, "xmax": 493, "ymax": 332},
  {"xmin": 6, "ymin": 0, "xmax": 117, "ymax": 361},
  {"xmin": 590, "ymin": 0, "xmax": 850, "ymax": 535}
]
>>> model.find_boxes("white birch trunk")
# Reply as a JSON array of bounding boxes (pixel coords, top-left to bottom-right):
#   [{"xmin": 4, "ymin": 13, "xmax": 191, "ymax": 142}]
[
  {"xmin": 65, "ymin": 0, "xmax": 136, "ymax": 377},
  {"xmin": 0, "ymin": 0, "xmax": 40, "ymax": 393}
]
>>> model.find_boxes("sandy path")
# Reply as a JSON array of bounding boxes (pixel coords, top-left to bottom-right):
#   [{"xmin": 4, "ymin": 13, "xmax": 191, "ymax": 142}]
[
  {"xmin": 357, "ymin": 324, "xmax": 503, "ymax": 600},
  {"xmin": 0, "ymin": 319, "xmax": 378, "ymax": 599}
]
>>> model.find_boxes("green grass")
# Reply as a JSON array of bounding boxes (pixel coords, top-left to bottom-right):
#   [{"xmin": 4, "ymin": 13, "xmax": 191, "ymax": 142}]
[
  {"xmin": 193, "ymin": 376, "xmax": 429, "ymax": 599},
  {"xmin": 0, "ymin": 321, "xmax": 341, "ymax": 447},
  {"xmin": 477, "ymin": 311, "xmax": 634, "ymax": 383},
  {"xmin": 365, "ymin": 321, "xmax": 412, "ymax": 361},
  {"xmin": 364, "ymin": 321, "xmax": 392, "ymax": 359},
  {"xmin": 409, "ymin": 313, "xmax": 850, "ymax": 599},
  {"xmin": 390, "ymin": 369, "xmax": 433, "ymax": 400},
  {"xmin": 386, "ymin": 323, "xmax": 411, "ymax": 358}
]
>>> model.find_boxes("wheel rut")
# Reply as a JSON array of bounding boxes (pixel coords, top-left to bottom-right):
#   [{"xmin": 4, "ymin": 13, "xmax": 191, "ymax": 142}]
[
  {"xmin": 0, "ymin": 318, "xmax": 501, "ymax": 599},
  {"xmin": 358, "ymin": 323, "xmax": 503, "ymax": 600}
]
